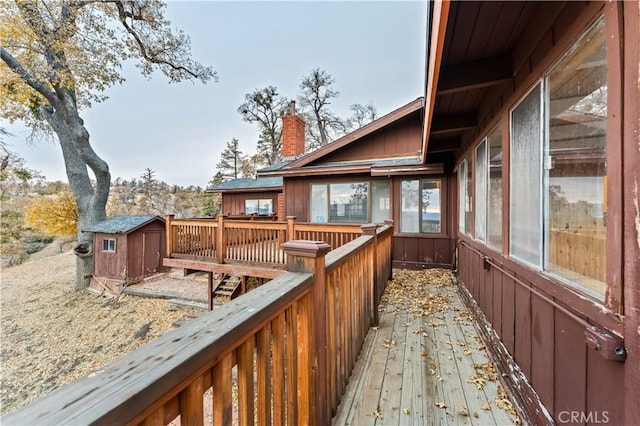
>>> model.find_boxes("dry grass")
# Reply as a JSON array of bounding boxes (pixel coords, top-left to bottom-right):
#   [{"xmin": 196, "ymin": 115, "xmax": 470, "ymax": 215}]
[{"xmin": 0, "ymin": 250, "xmax": 198, "ymax": 415}]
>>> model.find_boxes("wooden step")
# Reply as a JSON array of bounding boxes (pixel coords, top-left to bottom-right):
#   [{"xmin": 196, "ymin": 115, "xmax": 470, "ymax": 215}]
[{"xmin": 215, "ymin": 290, "xmax": 235, "ymax": 297}]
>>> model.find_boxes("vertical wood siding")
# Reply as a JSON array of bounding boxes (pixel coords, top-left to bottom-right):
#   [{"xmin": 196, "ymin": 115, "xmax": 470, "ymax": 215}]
[{"xmin": 457, "ymin": 241, "xmax": 625, "ymax": 424}]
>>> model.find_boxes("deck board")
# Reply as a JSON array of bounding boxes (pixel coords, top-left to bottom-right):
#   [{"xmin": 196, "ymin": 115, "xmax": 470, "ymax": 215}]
[{"xmin": 332, "ymin": 270, "xmax": 520, "ymax": 426}]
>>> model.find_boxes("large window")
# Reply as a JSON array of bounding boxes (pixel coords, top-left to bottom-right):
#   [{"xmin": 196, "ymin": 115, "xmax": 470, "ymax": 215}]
[
  {"xmin": 459, "ymin": 156, "xmax": 472, "ymax": 235},
  {"xmin": 474, "ymin": 126, "xmax": 503, "ymax": 250},
  {"xmin": 545, "ymin": 16, "xmax": 607, "ymax": 296},
  {"xmin": 245, "ymin": 199, "xmax": 273, "ymax": 215},
  {"xmin": 400, "ymin": 179, "xmax": 441, "ymax": 233},
  {"xmin": 508, "ymin": 16, "xmax": 607, "ymax": 299},
  {"xmin": 487, "ymin": 127, "xmax": 503, "ymax": 250},
  {"xmin": 510, "ymin": 83, "xmax": 543, "ymax": 266},
  {"xmin": 475, "ymin": 140, "xmax": 488, "ymax": 242},
  {"xmin": 310, "ymin": 181, "xmax": 391, "ymax": 224}
]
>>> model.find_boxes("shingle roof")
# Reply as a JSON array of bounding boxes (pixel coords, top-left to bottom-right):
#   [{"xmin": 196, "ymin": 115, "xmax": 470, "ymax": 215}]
[
  {"xmin": 258, "ymin": 161, "xmax": 290, "ymax": 172},
  {"xmin": 83, "ymin": 215, "xmax": 163, "ymax": 234},
  {"xmin": 207, "ymin": 177, "xmax": 283, "ymax": 192}
]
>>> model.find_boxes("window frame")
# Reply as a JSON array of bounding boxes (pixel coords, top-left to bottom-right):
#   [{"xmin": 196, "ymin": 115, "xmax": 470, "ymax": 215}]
[
  {"xmin": 244, "ymin": 199, "xmax": 273, "ymax": 215},
  {"xmin": 103, "ymin": 238, "xmax": 116, "ymax": 253},
  {"xmin": 399, "ymin": 178, "xmax": 444, "ymax": 234},
  {"xmin": 504, "ymin": 15, "xmax": 609, "ymax": 301},
  {"xmin": 309, "ymin": 180, "xmax": 391, "ymax": 225}
]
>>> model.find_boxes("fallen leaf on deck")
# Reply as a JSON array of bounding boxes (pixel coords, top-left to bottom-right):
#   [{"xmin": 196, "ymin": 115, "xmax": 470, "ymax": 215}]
[
  {"xmin": 403, "ymin": 408, "xmax": 410, "ymax": 415},
  {"xmin": 374, "ymin": 409, "xmax": 383, "ymax": 419},
  {"xmin": 435, "ymin": 402, "xmax": 447, "ymax": 409}
]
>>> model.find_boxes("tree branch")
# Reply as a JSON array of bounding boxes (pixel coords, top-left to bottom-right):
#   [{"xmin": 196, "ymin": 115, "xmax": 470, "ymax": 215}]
[
  {"xmin": 110, "ymin": 0, "xmax": 204, "ymax": 80},
  {"xmin": 0, "ymin": 47, "xmax": 58, "ymax": 107}
]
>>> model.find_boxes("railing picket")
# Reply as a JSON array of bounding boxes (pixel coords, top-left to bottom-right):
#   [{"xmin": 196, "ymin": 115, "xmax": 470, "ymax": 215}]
[
  {"xmin": 237, "ymin": 337, "xmax": 255, "ymax": 426},
  {"xmin": 212, "ymin": 353, "xmax": 233, "ymax": 425},
  {"xmin": 272, "ymin": 313, "xmax": 286, "ymax": 425},
  {"xmin": 178, "ymin": 373, "xmax": 204, "ymax": 425},
  {"xmin": 285, "ymin": 305, "xmax": 298, "ymax": 426},
  {"xmin": 257, "ymin": 325, "xmax": 272, "ymax": 426}
]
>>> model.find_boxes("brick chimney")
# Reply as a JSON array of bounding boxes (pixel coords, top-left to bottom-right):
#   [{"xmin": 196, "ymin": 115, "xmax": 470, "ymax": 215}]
[{"xmin": 282, "ymin": 101, "xmax": 305, "ymax": 161}]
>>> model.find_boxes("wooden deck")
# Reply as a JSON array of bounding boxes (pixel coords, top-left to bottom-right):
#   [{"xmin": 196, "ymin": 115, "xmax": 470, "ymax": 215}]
[{"xmin": 333, "ymin": 270, "xmax": 520, "ymax": 426}]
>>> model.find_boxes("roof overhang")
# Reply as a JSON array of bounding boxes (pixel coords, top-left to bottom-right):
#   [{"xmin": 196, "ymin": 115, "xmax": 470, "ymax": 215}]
[
  {"xmin": 210, "ymin": 186, "xmax": 282, "ymax": 194},
  {"xmin": 422, "ymin": 0, "xmax": 451, "ymax": 163}
]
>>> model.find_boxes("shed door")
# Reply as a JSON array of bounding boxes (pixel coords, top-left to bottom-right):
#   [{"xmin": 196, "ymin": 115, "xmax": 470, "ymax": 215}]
[{"xmin": 143, "ymin": 231, "xmax": 161, "ymax": 274}]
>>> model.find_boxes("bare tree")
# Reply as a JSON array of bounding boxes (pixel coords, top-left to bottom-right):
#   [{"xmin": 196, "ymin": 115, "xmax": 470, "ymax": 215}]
[
  {"xmin": 297, "ymin": 68, "xmax": 348, "ymax": 151},
  {"xmin": 347, "ymin": 102, "xmax": 377, "ymax": 130},
  {"xmin": 238, "ymin": 87, "xmax": 288, "ymax": 165},
  {"xmin": 1, "ymin": 1, "xmax": 215, "ymax": 290}
]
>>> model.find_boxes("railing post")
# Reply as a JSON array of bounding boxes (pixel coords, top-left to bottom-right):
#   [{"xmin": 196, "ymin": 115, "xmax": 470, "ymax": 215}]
[
  {"xmin": 361, "ymin": 224, "xmax": 379, "ymax": 326},
  {"xmin": 286, "ymin": 216, "xmax": 297, "ymax": 242},
  {"xmin": 282, "ymin": 240, "xmax": 331, "ymax": 426},
  {"xmin": 165, "ymin": 214, "xmax": 175, "ymax": 258},
  {"xmin": 384, "ymin": 220, "xmax": 395, "ymax": 280},
  {"xmin": 216, "ymin": 214, "xmax": 227, "ymax": 264}
]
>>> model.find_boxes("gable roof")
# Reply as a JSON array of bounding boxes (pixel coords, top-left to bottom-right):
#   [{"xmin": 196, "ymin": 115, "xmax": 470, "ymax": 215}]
[
  {"xmin": 83, "ymin": 215, "xmax": 164, "ymax": 234},
  {"xmin": 207, "ymin": 177, "xmax": 282, "ymax": 193},
  {"xmin": 260, "ymin": 97, "xmax": 424, "ymax": 175}
]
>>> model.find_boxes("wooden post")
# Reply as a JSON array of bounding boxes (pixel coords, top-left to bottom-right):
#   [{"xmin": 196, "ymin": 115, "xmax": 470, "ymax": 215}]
[
  {"xmin": 286, "ymin": 216, "xmax": 297, "ymax": 242},
  {"xmin": 208, "ymin": 272, "xmax": 214, "ymax": 311},
  {"xmin": 165, "ymin": 214, "xmax": 175, "ymax": 258},
  {"xmin": 361, "ymin": 223, "xmax": 379, "ymax": 326},
  {"xmin": 216, "ymin": 214, "xmax": 227, "ymax": 264},
  {"xmin": 384, "ymin": 219, "xmax": 395, "ymax": 280},
  {"xmin": 283, "ymin": 240, "xmax": 331, "ymax": 426}
]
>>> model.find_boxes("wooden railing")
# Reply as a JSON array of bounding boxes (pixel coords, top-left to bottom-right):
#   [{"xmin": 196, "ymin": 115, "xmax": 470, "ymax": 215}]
[
  {"xmin": 166, "ymin": 215, "xmax": 365, "ymax": 267},
  {"xmin": 2, "ymin": 225, "xmax": 394, "ymax": 425}
]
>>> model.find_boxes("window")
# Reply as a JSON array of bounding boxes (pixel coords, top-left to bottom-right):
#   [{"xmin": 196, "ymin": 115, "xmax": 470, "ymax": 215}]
[
  {"xmin": 400, "ymin": 179, "xmax": 441, "ymax": 233},
  {"xmin": 245, "ymin": 199, "xmax": 273, "ymax": 215},
  {"xmin": 508, "ymin": 16, "xmax": 607, "ymax": 299},
  {"xmin": 475, "ymin": 140, "xmax": 488, "ymax": 242},
  {"xmin": 487, "ymin": 127, "xmax": 503, "ymax": 250},
  {"xmin": 310, "ymin": 181, "xmax": 390, "ymax": 224},
  {"xmin": 510, "ymin": 83, "xmax": 544, "ymax": 266},
  {"xmin": 545, "ymin": 16, "xmax": 607, "ymax": 297},
  {"xmin": 103, "ymin": 239, "xmax": 116, "ymax": 252},
  {"xmin": 459, "ymin": 156, "xmax": 472, "ymax": 235},
  {"xmin": 371, "ymin": 180, "xmax": 391, "ymax": 224},
  {"xmin": 472, "ymin": 126, "xmax": 502, "ymax": 250}
]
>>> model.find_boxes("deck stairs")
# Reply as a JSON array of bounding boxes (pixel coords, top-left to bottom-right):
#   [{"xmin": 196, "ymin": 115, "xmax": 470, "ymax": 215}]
[{"xmin": 212, "ymin": 274, "xmax": 242, "ymax": 303}]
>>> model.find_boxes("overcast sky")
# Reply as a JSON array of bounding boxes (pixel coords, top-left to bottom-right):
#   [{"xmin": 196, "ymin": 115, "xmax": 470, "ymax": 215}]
[{"xmin": 2, "ymin": 1, "xmax": 427, "ymax": 187}]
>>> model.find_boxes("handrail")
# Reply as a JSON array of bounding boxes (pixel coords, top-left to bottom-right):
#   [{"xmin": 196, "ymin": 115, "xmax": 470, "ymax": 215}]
[
  {"xmin": 3, "ymin": 225, "xmax": 395, "ymax": 425},
  {"xmin": 2, "ymin": 271, "xmax": 315, "ymax": 425}
]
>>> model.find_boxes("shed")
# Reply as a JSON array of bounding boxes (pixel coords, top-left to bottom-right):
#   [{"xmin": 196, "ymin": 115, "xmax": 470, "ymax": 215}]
[{"xmin": 84, "ymin": 215, "xmax": 166, "ymax": 292}]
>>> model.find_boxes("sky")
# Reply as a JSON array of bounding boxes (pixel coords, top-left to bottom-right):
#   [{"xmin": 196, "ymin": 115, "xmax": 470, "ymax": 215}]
[{"xmin": 2, "ymin": 1, "xmax": 427, "ymax": 188}]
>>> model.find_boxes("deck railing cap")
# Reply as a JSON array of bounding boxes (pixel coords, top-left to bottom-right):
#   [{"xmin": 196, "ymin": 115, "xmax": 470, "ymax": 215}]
[
  {"xmin": 283, "ymin": 240, "xmax": 331, "ymax": 258},
  {"xmin": 361, "ymin": 223, "xmax": 378, "ymax": 234}
]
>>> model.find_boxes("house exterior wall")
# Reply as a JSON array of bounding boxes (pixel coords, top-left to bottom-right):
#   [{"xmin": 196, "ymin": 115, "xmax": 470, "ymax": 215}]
[
  {"xmin": 451, "ymin": 2, "xmax": 637, "ymax": 423},
  {"xmin": 283, "ymin": 173, "xmax": 456, "ymax": 269},
  {"xmin": 221, "ymin": 191, "xmax": 280, "ymax": 216}
]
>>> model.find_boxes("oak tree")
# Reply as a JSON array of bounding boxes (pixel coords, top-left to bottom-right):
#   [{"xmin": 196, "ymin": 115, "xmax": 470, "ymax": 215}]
[{"xmin": 1, "ymin": 0, "xmax": 215, "ymax": 290}]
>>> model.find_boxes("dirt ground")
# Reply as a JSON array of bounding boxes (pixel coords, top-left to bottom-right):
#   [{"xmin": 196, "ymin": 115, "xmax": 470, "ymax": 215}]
[{"xmin": 0, "ymin": 248, "xmax": 208, "ymax": 416}]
